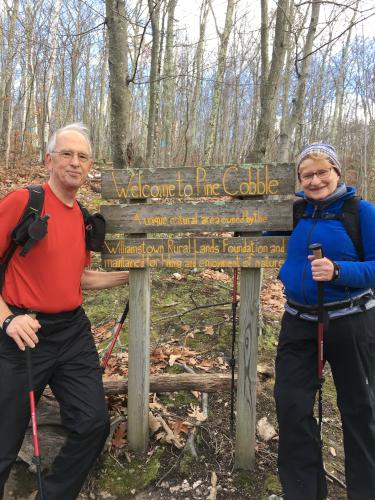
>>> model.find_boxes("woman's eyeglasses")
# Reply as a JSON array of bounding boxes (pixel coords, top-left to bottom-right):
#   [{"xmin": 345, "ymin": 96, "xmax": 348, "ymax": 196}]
[{"xmin": 299, "ymin": 167, "xmax": 332, "ymax": 183}]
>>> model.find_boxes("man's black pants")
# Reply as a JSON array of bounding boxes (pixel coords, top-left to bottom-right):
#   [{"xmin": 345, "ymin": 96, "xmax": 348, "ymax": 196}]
[
  {"xmin": 274, "ymin": 308, "xmax": 375, "ymax": 500},
  {"xmin": 0, "ymin": 307, "xmax": 110, "ymax": 500}
]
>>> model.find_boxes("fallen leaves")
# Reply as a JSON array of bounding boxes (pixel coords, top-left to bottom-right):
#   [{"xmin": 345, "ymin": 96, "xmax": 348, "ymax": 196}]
[
  {"xmin": 261, "ymin": 281, "xmax": 285, "ymax": 317},
  {"xmin": 111, "ymin": 422, "xmax": 127, "ymax": 449},
  {"xmin": 199, "ymin": 269, "xmax": 231, "ymax": 283},
  {"xmin": 256, "ymin": 416, "xmax": 277, "ymax": 442},
  {"xmin": 188, "ymin": 404, "xmax": 208, "ymax": 422}
]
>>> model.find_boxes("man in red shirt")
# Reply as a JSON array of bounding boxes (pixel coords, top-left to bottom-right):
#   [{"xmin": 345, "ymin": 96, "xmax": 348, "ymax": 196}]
[{"xmin": 0, "ymin": 123, "xmax": 129, "ymax": 499}]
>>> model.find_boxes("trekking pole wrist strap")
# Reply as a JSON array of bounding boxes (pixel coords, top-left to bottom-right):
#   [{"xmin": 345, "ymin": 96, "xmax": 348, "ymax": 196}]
[{"xmin": 2, "ymin": 314, "xmax": 16, "ymax": 332}]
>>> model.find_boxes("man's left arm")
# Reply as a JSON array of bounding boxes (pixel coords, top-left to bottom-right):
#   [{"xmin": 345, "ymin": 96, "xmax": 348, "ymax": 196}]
[{"xmin": 81, "ymin": 269, "xmax": 129, "ymax": 290}]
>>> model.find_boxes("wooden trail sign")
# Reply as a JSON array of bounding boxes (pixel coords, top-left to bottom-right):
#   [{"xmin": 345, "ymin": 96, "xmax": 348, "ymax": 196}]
[
  {"xmin": 102, "ymin": 236, "xmax": 288, "ymax": 269},
  {"xmin": 101, "ymin": 162, "xmax": 295, "ymax": 468},
  {"xmin": 101, "ymin": 163, "xmax": 294, "ymax": 199},
  {"xmin": 101, "ymin": 199, "xmax": 292, "ymax": 234}
]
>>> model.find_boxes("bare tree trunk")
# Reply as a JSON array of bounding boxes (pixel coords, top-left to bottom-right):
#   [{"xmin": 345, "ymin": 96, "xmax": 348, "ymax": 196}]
[
  {"xmin": 106, "ymin": 0, "xmax": 130, "ymax": 168},
  {"xmin": 83, "ymin": 42, "xmax": 91, "ymax": 126},
  {"xmin": 161, "ymin": 0, "xmax": 177, "ymax": 167},
  {"xmin": 278, "ymin": 0, "xmax": 320, "ymax": 163},
  {"xmin": 43, "ymin": 0, "xmax": 62, "ymax": 155},
  {"xmin": 204, "ymin": 0, "xmax": 235, "ymax": 165},
  {"xmin": 308, "ymin": 42, "xmax": 332, "ymax": 143},
  {"xmin": 146, "ymin": 0, "xmax": 162, "ymax": 166},
  {"xmin": 96, "ymin": 30, "xmax": 109, "ymax": 159},
  {"xmin": 329, "ymin": 2, "xmax": 358, "ymax": 146},
  {"xmin": 66, "ymin": 8, "xmax": 81, "ymax": 124},
  {"xmin": 247, "ymin": 0, "xmax": 289, "ymax": 163},
  {"xmin": 186, "ymin": 0, "xmax": 209, "ymax": 164},
  {"xmin": 1, "ymin": 0, "xmax": 19, "ymax": 164}
]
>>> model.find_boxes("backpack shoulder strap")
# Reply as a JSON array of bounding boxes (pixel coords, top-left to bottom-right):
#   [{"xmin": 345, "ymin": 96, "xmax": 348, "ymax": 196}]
[
  {"xmin": 0, "ymin": 185, "xmax": 45, "ymax": 291},
  {"xmin": 25, "ymin": 184, "xmax": 45, "ymax": 217},
  {"xmin": 77, "ymin": 200, "xmax": 90, "ymax": 225},
  {"xmin": 292, "ymin": 195, "xmax": 363, "ymax": 260},
  {"xmin": 293, "ymin": 199, "xmax": 307, "ymax": 228},
  {"xmin": 341, "ymin": 196, "xmax": 363, "ymax": 261}
]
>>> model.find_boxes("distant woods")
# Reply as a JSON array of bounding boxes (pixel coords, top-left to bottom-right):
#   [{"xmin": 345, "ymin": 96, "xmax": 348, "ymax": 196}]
[{"xmin": 0, "ymin": 0, "xmax": 374, "ymax": 197}]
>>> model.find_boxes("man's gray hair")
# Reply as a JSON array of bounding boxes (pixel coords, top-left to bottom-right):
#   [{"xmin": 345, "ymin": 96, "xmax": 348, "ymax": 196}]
[{"xmin": 46, "ymin": 122, "xmax": 92, "ymax": 156}]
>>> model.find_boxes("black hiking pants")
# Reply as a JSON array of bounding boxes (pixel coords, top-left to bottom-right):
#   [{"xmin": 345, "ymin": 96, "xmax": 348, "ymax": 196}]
[
  {"xmin": 0, "ymin": 306, "xmax": 110, "ymax": 500},
  {"xmin": 274, "ymin": 308, "xmax": 375, "ymax": 500}
]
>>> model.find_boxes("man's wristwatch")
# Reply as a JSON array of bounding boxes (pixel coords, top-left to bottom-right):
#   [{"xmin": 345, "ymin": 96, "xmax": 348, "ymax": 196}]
[
  {"xmin": 2, "ymin": 314, "xmax": 16, "ymax": 332},
  {"xmin": 331, "ymin": 262, "xmax": 340, "ymax": 281}
]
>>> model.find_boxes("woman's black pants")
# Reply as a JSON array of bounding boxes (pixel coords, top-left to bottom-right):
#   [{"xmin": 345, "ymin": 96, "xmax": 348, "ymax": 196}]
[
  {"xmin": 0, "ymin": 307, "xmax": 110, "ymax": 500},
  {"xmin": 274, "ymin": 308, "xmax": 375, "ymax": 500}
]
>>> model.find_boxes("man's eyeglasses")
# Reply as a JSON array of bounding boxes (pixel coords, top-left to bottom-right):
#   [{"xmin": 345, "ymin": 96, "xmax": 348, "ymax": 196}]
[
  {"xmin": 299, "ymin": 167, "xmax": 332, "ymax": 183},
  {"xmin": 51, "ymin": 150, "xmax": 91, "ymax": 165}
]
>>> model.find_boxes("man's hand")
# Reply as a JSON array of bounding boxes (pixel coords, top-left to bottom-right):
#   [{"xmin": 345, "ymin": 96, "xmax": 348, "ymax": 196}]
[
  {"xmin": 308, "ymin": 255, "xmax": 335, "ymax": 281},
  {"xmin": 5, "ymin": 314, "xmax": 41, "ymax": 351}
]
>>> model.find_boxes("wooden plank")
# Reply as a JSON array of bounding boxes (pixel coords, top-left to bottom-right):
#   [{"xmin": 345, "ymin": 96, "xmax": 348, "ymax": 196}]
[
  {"xmin": 235, "ymin": 268, "xmax": 261, "ymax": 470},
  {"xmin": 101, "ymin": 163, "xmax": 295, "ymax": 199},
  {"xmin": 127, "ymin": 268, "xmax": 151, "ymax": 453},
  {"xmin": 102, "ymin": 236, "xmax": 288, "ymax": 269},
  {"xmin": 102, "ymin": 199, "xmax": 292, "ymax": 233}
]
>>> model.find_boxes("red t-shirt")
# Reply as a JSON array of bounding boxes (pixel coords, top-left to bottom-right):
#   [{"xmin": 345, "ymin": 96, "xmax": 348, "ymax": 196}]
[{"xmin": 0, "ymin": 183, "xmax": 90, "ymax": 312}]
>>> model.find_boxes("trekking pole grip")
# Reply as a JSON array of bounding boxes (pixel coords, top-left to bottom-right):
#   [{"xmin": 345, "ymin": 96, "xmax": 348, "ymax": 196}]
[{"xmin": 309, "ymin": 243, "xmax": 324, "ymax": 259}]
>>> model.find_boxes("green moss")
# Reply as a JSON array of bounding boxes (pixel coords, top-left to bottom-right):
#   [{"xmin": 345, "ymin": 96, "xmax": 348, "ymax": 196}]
[
  {"xmin": 83, "ymin": 287, "xmax": 129, "ymax": 326},
  {"xmin": 179, "ymin": 452, "xmax": 196, "ymax": 473},
  {"xmin": 258, "ymin": 320, "xmax": 279, "ymax": 356},
  {"xmin": 98, "ymin": 450, "xmax": 162, "ymax": 497},
  {"xmin": 261, "ymin": 473, "xmax": 283, "ymax": 499},
  {"xmin": 233, "ymin": 470, "xmax": 253, "ymax": 494},
  {"xmin": 159, "ymin": 391, "xmax": 198, "ymax": 408}
]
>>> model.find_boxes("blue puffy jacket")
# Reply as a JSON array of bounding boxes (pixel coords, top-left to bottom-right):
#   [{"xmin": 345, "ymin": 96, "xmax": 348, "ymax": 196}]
[{"xmin": 279, "ymin": 186, "xmax": 375, "ymax": 304}]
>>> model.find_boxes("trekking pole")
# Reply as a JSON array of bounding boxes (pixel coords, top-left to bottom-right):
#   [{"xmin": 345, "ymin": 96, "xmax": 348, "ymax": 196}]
[
  {"xmin": 229, "ymin": 268, "xmax": 238, "ymax": 434},
  {"xmin": 25, "ymin": 311, "xmax": 44, "ymax": 499},
  {"xmin": 309, "ymin": 243, "xmax": 326, "ymax": 499},
  {"xmin": 101, "ymin": 301, "xmax": 129, "ymax": 372}
]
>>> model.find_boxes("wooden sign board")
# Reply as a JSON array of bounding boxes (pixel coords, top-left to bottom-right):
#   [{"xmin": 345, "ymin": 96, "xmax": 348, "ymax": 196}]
[
  {"xmin": 101, "ymin": 163, "xmax": 294, "ymax": 200},
  {"xmin": 102, "ymin": 199, "xmax": 292, "ymax": 234},
  {"xmin": 102, "ymin": 236, "xmax": 288, "ymax": 269}
]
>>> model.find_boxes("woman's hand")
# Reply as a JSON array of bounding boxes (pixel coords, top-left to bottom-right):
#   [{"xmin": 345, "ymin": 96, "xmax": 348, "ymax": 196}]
[{"xmin": 308, "ymin": 255, "xmax": 335, "ymax": 281}]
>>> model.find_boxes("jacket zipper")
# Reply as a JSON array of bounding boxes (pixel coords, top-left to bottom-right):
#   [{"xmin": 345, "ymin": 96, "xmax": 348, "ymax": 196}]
[{"xmin": 301, "ymin": 205, "xmax": 319, "ymax": 304}]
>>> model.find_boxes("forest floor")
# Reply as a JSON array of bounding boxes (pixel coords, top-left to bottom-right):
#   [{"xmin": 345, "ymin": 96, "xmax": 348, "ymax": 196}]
[{"xmin": 1, "ymin": 164, "xmax": 348, "ymax": 499}]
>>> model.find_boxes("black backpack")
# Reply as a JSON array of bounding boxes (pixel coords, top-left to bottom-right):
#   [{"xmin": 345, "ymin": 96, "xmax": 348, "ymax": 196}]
[
  {"xmin": 0, "ymin": 185, "xmax": 105, "ymax": 291},
  {"xmin": 293, "ymin": 196, "xmax": 363, "ymax": 261}
]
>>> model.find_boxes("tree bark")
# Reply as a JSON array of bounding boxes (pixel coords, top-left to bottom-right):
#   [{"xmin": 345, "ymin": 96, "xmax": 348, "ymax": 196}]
[
  {"xmin": 42, "ymin": 0, "xmax": 62, "ymax": 157},
  {"xmin": 0, "ymin": 0, "xmax": 19, "ymax": 164},
  {"xmin": 247, "ymin": 0, "xmax": 289, "ymax": 163},
  {"xmin": 161, "ymin": 0, "xmax": 177, "ymax": 167},
  {"xmin": 146, "ymin": 0, "xmax": 162, "ymax": 166},
  {"xmin": 104, "ymin": 373, "xmax": 235, "ymax": 394},
  {"xmin": 278, "ymin": 0, "xmax": 320, "ymax": 163},
  {"xmin": 204, "ymin": 0, "xmax": 235, "ymax": 165},
  {"xmin": 106, "ymin": 0, "xmax": 130, "ymax": 168}
]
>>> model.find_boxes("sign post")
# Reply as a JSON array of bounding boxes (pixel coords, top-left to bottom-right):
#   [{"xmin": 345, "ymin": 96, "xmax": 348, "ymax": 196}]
[{"xmin": 101, "ymin": 163, "xmax": 294, "ymax": 462}]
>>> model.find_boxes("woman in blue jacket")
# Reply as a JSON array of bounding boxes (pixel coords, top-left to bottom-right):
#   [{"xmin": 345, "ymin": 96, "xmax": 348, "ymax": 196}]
[{"xmin": 275, "ymin": 143, "xmax": 375, "ymax": 500}]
